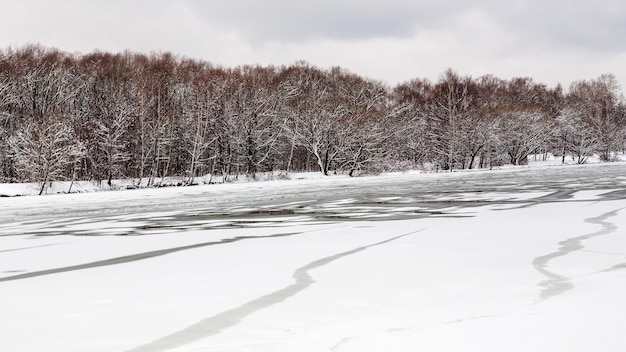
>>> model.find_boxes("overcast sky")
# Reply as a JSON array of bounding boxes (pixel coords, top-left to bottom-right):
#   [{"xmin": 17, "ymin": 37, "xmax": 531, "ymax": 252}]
[{"xmin": 1, "ymin": 0, "xmax": 625, "ymax": 89}]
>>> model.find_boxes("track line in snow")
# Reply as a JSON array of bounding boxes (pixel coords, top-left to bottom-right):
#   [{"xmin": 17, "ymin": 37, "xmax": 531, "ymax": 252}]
[
  {"xmin": 0, "ymin": 231, "xmax": 304, "ymax": 283},
  {"xmin": 125, "ymin": 230, "xmax": 422, "ymax": 352},
  {"xmin": 532, "ymin": 208, "xmax": 622, "ymax": 301}
]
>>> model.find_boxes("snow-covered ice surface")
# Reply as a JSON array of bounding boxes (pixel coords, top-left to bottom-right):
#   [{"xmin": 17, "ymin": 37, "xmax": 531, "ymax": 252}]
[{"xmin": 1, "ymin": 164, "xmax": 626, "ymax": 351}]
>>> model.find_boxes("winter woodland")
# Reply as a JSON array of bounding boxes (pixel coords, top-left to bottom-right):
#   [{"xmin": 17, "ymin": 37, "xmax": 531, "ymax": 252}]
[{"xmin": 1, "ymin": 45, "xmax": 625, "ymax": 194}]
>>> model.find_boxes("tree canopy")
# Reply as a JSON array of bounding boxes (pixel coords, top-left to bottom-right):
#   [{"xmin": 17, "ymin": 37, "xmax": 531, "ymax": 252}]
[{"xmin": 1, "ymin": 45, "xmax": 624, "ymax": 190}]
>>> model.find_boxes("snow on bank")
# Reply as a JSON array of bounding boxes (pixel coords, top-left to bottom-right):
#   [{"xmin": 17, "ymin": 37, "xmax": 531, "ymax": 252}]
[
  {"xmin": 0, "ymin": 170, "xmax": 328, "ymax": 197},
  {"xmin": 1, "ymin": 153, "xmax": 624, "ymax": 197}
]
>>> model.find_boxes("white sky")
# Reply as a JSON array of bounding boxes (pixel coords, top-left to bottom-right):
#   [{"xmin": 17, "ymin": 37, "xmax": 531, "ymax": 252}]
[{"xmin": 1, "ymin": 0, "xmax": 625, "ymax": 89}]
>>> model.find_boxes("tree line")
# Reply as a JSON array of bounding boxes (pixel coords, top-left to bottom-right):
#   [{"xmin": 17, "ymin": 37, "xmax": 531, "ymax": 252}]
[{"xmin": 0, "ymin": 45, "xmax": 625, "ymax": 192}]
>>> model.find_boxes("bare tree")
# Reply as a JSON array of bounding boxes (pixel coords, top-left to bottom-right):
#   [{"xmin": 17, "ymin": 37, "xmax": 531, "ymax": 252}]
[
  {"xmin": 177, "ymin": 68, "xmax": 225, "ymax": 184},
  {"xmin": 9, "ymin": 117, "xmax": 85, "ymax": 194},
  {"xmin": 497, "ymin": 108, "xmax": 554, "ymax": 165},
  {"xmin": 9, "ymin": 46, "xmax": 83, "ymax": 122},
  {"xmin": 391, "ymin": 78, "xmax": 433, "ymax": 166},
  {"xmin": 282, "ymin": 64, "xmax": 346, "ymax": 175},
  {"xmin": 224, "ymin": 66, "xmax": 296, "ymax": 177},
  {"xmin": 556, "ymin": 108, "xmax": 598, "ymax": 164},
  {"xmin": 332, "ymin": 69, "xmax": 403, "ymax": 175},
  {"xmin": 0, "ymin": 75, "xmax": 15, "ymax": 181},
  {"xmin": 568, "ymin": 74, "xmax": 624, "ymax": 161},
  {"xmin": 424, "ymin": 70, "xmax": 475, "ymax": 170},
  {"xmin": 80, "ymin": 52, "xmax": 136, "ymax": 186},
  {"xmin": 94, "ymin": 111, "xmax": 131, "ymax": 186}
]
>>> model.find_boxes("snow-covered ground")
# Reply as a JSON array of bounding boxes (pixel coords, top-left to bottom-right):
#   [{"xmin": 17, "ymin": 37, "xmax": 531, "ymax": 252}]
[
  {"xmin": 1, "ymin": 153, "xmax": 624, "ymax": 198},
  {"xmin": 1, "ymin": 163, "xmax": 626, "ymax": 351}
]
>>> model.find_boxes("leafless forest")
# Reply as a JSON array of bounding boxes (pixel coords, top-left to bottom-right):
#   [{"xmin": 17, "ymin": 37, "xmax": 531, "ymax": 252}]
[{"xmin": 1, "ymin": 45, "xmax": 624, "ymax": 190}]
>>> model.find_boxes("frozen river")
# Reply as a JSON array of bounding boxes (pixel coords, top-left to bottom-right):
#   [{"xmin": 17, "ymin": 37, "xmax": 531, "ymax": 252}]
[{"xmin": 1, "ymin": 164, "xmax": 626, "ymax": 351}]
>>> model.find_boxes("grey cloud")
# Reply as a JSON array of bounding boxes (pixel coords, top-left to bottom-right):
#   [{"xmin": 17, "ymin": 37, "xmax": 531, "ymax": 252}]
[
  {"xmin": 486, "ymin": 0, "xmax": 626, "ymax": 53},
  {"xmin": 183, "ymin": 0, "xmax": 626, "ymax": 54},
  {"xmin": 183, "ymin": 0, "xmax": 475, "ymax": 41}
]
